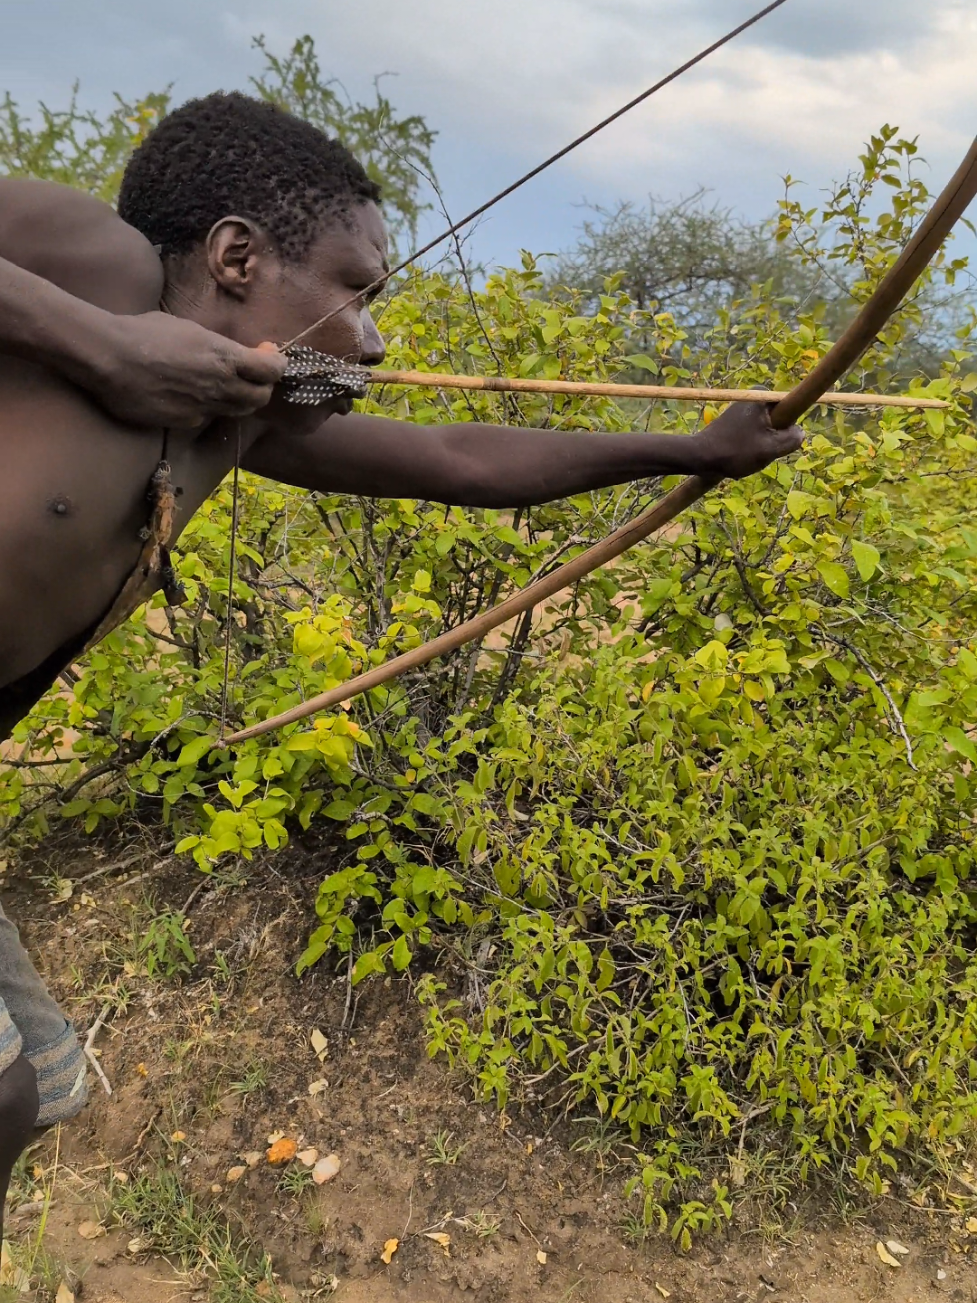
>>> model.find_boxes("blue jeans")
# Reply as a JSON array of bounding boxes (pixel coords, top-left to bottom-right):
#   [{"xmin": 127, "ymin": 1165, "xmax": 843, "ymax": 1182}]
[{"xmin": 0, "ymin": 900, "xmax": 87, "ymax": 1126}]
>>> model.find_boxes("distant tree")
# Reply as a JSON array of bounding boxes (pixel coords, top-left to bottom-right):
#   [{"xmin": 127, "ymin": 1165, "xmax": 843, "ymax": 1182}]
[
  {"xmin": 547, "ymin": 191, "xmax": 821, "ymax": 321},
  {"xmin": 0, "ymin": 33, "xmax": 437, "ymax": 257},
  {"xmin": 0, "ymin": 86, "xmax": 170, "ymax": 200},
  {"xmin": 250, "ymin": 34, "xmax": 437, "ymax": 256},
  {"xmin": 548, "ymin": 184, "xmax": 974, "ymax": 379}
]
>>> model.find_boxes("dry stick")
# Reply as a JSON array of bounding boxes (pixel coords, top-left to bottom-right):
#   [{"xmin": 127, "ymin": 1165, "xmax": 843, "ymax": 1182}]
[
  {"xmin": 367, "ymin": 370, "xmax": 946, "ymax": 410},
  {"xmin": 220, "ymin": 135, "xmax": 977, "ymax": 748},
  {"xmin": 81, "ymin": 1001, "xmax": 114, "ymax": 1098}
]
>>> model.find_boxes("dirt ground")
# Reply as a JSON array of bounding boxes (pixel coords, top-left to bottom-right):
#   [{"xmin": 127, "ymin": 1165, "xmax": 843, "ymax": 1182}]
[{"xmin": 2, "ymin": 825, "xmax": 977, "ymax": 1303}]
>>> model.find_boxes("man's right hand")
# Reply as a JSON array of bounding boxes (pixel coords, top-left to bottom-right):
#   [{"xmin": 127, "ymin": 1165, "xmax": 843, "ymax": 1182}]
[{"xmin": 96, "ymin": 312, "xmax": 287, "ymax": 429}]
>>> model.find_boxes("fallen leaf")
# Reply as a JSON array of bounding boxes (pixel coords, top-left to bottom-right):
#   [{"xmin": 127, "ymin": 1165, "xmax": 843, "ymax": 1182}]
[
  {"xmin": 127, "ymin": 1237, "xmax": 147, "ymax": 1255},
  {"xmin": 381, "ymin": 1238, "xmax": 399, "ymax": 1265},
  {"xmin": 536, "ymin": 1250, "xmax": 547, "ymax": 1265},
  {"xmin": 210, "ymin": 1184, "xmax": 223, "ymax": 1194},
  {"xmin": 266, "ymin": 1130, "xmax": 285, "ymax": 1145},
  {"xmin": 113, "ymin": 1171, "xmax": 129, "ymax": 1184},
  {"xmin": 655, "ymin": 1287, "xmax": 671, "ymax": 1300},
  {"xmin": 308, "ymin": 1079, "xmax": 329, "ymax": 1098},
  {"xmin": 729, "ymin": 1157, "xmax": 747, "ymax": 1188},
  {"xmin": 77, "ymin": 1220, "xmax": 105, "ymax": 1241},
  {"xmin": 266, "ymin": 1138, "xmax": 298, "ymax": 1165},
  {"xmin": 55, "ymin": 1283, "xmax": 76, "ymax": 1303},
  {"xmin": 886, "ymin": 1239, "xmax": 910, "ymax": 1256},
  {"xmin": 313, "ymin": 1154, "xmax": 342, "ymax": 1184},
  {"xmin": 424, "ymin": 1232, "xmax": 451, "ymax": 1255},
  {"xmin": 136, "ymin": 1063, "xmax": 149, "ymax": 1078},
  {"xmin": 876, "ymin": 1241, "xmax": 901, "ymax": 1268},
  {"xmin": 311, "ymin": 1029, "xmax": 329, "ymax": 1062},
  {"xmin": 244, "ymin": 1151, "xmax": 263, "ymax": 1169},
  {"xmin": 0, "ymin": 1243, "xmax": 31, "ymax": 1292},
  {"xmin": 226, "ymin": 1166, "xmax": 247, "ymax": 1183},
  {"xmin": 297, "ymin": 1148, "xmax": 319, "ymax": 1168},
  {"xmin": 966, "ymin": 1217, "xmax": 977, "ymax": 1234}
]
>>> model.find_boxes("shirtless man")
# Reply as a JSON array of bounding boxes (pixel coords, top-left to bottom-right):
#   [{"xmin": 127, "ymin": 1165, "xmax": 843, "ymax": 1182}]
[{"xmin": 0, "ymin": 91, "xmax": 802, "ymax": 1226}]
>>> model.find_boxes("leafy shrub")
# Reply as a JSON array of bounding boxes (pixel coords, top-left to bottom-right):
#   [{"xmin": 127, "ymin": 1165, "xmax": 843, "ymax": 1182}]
[{"xmin": 4, "ymin": 128, "xmax": 977, "ymax": 1239}]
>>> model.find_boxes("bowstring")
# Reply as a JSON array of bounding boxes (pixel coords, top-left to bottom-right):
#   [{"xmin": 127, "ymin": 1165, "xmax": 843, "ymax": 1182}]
[
  {"xmin": 284, "ymin": 0, "xmax": 790, "ymax": 349},
  {"xmin": 218, "ymin": 423, "xmax": 243, "ymax": 743}
]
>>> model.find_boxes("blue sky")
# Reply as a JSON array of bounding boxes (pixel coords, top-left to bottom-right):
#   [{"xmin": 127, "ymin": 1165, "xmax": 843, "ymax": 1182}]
[{"xmin": 2, "ymin": 0, "xmax": 975, "ymax": 269}]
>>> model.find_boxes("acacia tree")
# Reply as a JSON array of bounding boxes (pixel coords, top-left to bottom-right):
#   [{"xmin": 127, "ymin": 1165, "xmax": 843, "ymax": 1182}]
[{"xmin": 549, "ymin": 172, "xmax": 975, "ymax": 378}]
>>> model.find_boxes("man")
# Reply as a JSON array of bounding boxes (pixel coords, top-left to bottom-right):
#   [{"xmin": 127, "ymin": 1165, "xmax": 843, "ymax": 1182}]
[{"xmin": 0, "ymin": 91, "xmax": 802, "ymax": 1227}]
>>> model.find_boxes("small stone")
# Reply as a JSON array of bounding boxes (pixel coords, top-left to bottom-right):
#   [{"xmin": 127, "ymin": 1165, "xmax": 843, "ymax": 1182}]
[
  {"xmin": 226, "ymin": 1166, "xmax": 247, "ymax": 1183},
  {"xmin": 313, "ymin": 1154, "xmax": 342, "ymax": 1184},
  {"xmin": 210, "ymin": 1184, "xmax": 223, "ymax": 1194},
  {"xmin": 297, "ymin": 1148, "xmax": 319, "ymax": 1167}
]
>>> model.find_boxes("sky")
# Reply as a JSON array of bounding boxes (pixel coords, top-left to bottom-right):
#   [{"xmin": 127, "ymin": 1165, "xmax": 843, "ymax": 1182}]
[{"xmin": 1, "ymin": 0, "xmax": 975, "ymax": 269}]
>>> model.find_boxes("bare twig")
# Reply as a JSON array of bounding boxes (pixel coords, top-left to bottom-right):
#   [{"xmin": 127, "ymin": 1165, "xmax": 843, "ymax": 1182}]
[
  {"xmin": 823, "ymin": 630, "xmax": 916, "ymax": 769},
  {"xmin": 81, "ymin": 1001, "xmax": 114, "ymax": 1098}
]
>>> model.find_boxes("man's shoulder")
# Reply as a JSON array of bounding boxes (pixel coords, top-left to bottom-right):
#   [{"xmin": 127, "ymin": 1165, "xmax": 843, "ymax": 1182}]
[{"xmin": 0, "ymin": 177, "xmax": 163, "ymax": 314}]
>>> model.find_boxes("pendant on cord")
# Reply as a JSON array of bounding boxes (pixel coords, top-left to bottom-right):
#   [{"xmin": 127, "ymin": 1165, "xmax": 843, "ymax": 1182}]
[{"xmin": 280, "ymin": 346, "xmax": 372, "ymax": 406}]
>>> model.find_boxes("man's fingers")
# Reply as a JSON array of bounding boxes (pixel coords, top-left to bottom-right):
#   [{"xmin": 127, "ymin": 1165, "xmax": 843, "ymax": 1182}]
[
  {"xmin": 234, "ymin": 344, "xmax": 287, "ymax": 385},
  {"xmin": 206, "ymin": 381, "xmax": 278, "ymax": 417}
]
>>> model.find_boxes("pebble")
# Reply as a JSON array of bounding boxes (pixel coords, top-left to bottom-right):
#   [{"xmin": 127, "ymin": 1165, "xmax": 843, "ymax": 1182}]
[{"xmin": 313, "ymin": 1153, "xmax": 342, "ymax": 1184}]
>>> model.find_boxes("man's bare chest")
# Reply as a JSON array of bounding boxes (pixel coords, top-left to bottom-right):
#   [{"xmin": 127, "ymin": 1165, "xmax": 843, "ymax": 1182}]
[{"xmin": 0, "ymin": 358, "xmax": 250, "ymax": 685}]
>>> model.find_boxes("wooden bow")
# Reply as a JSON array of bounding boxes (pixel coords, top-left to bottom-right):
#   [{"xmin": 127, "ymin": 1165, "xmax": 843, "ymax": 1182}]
[{"xmin": 217, "ymin": 134, "xmax": 977, "ymax": 747}]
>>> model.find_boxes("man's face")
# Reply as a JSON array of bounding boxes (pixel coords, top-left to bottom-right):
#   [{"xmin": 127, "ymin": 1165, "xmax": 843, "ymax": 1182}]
[{"xmin": 244, "ymin": 200, "xmax": 389, "ymax": 416}]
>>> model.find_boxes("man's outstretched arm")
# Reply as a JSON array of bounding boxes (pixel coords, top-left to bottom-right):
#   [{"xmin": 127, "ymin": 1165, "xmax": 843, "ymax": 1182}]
[{"xmin": 243, "ymin": 404, "xmax": 804, "ymax": 507}]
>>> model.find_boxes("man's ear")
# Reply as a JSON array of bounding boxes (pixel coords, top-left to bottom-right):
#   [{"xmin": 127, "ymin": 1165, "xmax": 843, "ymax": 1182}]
[{"xmin": 205, "ymin": 217, "xmax": 270, "ymax": 300}]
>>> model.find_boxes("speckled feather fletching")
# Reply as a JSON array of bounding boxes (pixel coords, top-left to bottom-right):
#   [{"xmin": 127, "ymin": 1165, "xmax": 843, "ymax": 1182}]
[{"xmin": 280, "ymin": 346, "xmax": 373, "ymax": 405}]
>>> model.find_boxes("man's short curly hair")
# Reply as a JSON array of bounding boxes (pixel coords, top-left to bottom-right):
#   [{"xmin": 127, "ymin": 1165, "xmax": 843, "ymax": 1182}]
[{"xmin": 118, "ymin": 91, "xmax": 382, "ymax": 260}]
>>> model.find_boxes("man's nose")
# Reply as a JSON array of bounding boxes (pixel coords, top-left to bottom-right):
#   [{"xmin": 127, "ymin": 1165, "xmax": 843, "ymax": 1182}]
[{"xmin": 360, "ymin": 309, "xmax": 386, "ymax": 366}]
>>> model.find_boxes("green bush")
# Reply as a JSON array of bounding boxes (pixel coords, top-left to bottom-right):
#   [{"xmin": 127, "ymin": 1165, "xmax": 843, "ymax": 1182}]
[{"xmin": 4, "ymin": 126, "xmax": 977, "ymax": 1240}]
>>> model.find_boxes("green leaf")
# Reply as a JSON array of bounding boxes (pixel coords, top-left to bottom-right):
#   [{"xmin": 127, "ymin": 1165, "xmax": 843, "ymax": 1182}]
[
  {"xmin": 623, "ymin": 353, "xmax": 660, "ymax": 375},
  {"xmin": 785, "ymin": 490, "xmax": 811, "ymax": 521},
  {"xmin": 323, "ymin": 799, "xmax": 357, "ymax": 820},
  {"xmin": 816, "ymin": 561, "xmax": 850, "ymax": 599},
  {"xmin": 176, "ymin": 735, "xmax": 213, "ymax": 768},
  {"xmin": 694, "ymin": 640, "xmax": 728, "ymax": 672},
  {"xmin": 391, "ymin": 934, "xmax": 412, "ymax": 970},
  {"xmin": 944, "ymin": 727, "xmax": 977, "ymax": 763},
  {"xmin": 851, "ymin": 540, "xmax": 881, "ymax": 582}
]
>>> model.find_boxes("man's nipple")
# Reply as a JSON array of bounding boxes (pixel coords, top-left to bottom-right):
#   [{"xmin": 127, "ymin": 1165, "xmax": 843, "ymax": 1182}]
[{"xmin": 47, "ymin": 493, "xmax": 73, "ymax": 517}]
